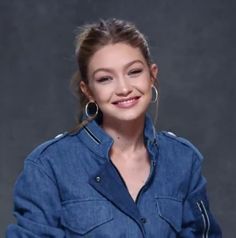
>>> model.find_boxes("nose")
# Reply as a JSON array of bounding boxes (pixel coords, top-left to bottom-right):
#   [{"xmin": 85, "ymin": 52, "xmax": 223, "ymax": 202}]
[{"xmin": 115, "ymin": 77, "xmax": 132, "ymax": 96}]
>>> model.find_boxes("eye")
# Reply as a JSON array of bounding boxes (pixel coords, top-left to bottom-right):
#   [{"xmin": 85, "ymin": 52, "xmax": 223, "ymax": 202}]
[
  {"xmin": 128, "ymin": 68, "xmax": 143, "ymax": 76},
  {"xmin": 96, "ymin": 76, "xmax": 112, "ymax": 83}
]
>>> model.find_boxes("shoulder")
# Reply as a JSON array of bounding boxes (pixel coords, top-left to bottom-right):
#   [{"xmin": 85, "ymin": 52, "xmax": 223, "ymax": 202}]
[
  {"xmin": 25, "ymin": 131, "xmax": 80, "ymax": 164},
  {"xmin": 157, "ymin": 130, "xmax": 203, "ymax": 162}
]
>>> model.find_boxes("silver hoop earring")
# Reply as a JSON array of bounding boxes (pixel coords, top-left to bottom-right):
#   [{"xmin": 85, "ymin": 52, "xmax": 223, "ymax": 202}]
[
  {"xmin": 151, "ymin": 85, "xmax": 158, "ymax": 103},
  {"xmin": 85, "ymin": 101, "xmax": 99, "ymax": 118}
]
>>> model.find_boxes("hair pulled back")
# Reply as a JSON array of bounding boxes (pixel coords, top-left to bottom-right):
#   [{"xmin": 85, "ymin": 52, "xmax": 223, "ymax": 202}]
[{"xmin": 71, "ymin": 18, "xmax": 157, "ymax": 129}]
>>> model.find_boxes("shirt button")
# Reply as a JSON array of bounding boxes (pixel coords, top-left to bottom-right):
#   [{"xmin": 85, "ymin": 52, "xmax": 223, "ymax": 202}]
[
  {"xmin": 95, "ymin": 176, "xmax": 101, "ymax": 182},
  {"xmin": 140, "ymin": 217, "xmax": 147, "ymax": 224}
]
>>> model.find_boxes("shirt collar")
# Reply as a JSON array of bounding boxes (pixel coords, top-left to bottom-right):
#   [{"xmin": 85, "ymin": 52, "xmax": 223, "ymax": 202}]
[{"xmin": 76, "ymin": 114, "xmax": 158, "ymax": 160}]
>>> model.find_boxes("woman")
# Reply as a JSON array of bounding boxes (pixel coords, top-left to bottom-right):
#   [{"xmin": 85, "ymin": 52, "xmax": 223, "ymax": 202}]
[{"xmin": 7, "ymin": 19, "xmax": 222, "ymax": 237}]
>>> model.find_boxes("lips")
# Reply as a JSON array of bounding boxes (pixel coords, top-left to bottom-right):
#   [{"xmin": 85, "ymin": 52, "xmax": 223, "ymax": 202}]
[{"xmin": 112, "ymin": 96, "xmax": 140, "ymax": 108}]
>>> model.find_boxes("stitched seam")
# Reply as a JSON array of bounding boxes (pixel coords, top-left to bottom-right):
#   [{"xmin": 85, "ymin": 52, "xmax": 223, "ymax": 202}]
[
  {"xmin": 25, "ymin": 160, "xmax": 57, "ymax": 186},
  {"xmin": 154, "ymin": 196, "xmax": 183, "ymax": 202},
  {"xmin": 84, "ymin": 126, "xmax": 101, "ymax": 144},
  {"xmin": 62, "ymin": 198, "xmax": 109, "ymax": 205}
]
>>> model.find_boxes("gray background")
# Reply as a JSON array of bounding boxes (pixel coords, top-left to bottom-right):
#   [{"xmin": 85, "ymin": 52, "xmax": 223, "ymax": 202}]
[{"xmin": 1, "ymin": 0, "xmax": 235, "ymax": 237}]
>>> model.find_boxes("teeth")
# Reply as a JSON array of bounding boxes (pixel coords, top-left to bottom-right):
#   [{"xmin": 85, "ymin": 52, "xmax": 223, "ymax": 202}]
[{"xmin": 117, "ymin": 98, "xmax": 135, "ymax": 104}]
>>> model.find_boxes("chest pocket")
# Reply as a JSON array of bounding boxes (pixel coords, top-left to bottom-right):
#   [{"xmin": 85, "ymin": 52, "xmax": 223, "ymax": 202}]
[
  {"xmin": 156, "ymin": 197, "xmax": 183, "ymax": 233},
  {"xmin": 61, "ymin": 199, "xmax": 113, "ymax": 235}
]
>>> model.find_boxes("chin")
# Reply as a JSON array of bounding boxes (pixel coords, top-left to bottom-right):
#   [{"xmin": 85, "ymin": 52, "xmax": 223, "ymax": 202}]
[
  {"xmin": 106, "ymin": 110, "xmax": 147, "ymax": 123},
  {"xmin": 101, "ymin": 102, "xmax": 149, "ymax": 123}
]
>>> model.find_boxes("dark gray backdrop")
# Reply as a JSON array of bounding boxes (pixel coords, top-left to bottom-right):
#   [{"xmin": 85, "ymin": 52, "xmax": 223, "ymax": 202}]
[{"xmin": 1, "ymin": 0, "xmax": 235, "ymax": 237}]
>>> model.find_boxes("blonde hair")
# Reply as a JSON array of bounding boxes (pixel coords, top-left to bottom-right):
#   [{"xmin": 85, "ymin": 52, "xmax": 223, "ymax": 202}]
[{"xmin": 70, "ymin": 18, "xmax": 158, "ymax": 132}]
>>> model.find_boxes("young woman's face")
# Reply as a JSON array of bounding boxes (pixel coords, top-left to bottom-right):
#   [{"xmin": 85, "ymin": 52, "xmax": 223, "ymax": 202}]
[{"xmin": 81, "ymin": 43, "xmax": 157, "ymax": 123}]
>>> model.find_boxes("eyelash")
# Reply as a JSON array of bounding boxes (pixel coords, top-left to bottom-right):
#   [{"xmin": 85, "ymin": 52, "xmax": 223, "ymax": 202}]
[
  {"xmin": 96, "ymin": 68, "xmax": 143, "ymax": 83},
  {"xmin": 128, "ymin": 68, "xmax": 143, "ymax": 76},
  {"xmin": 96, "ymin": 76, "xmax": 112, "ymax": 83}
]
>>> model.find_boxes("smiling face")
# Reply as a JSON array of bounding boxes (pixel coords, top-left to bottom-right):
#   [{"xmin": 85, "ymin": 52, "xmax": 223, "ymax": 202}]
[{"xmin": 80, "ymin": 43, "xmax": 157, "ymax": 124}]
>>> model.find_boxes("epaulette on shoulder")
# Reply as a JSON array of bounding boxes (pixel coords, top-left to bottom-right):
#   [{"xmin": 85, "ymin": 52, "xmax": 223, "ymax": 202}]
[
  {"xmin": 161, "ymin": 131, "xmax": 203, "ymax": 160},
  {"xmin": 26, "ymin": 132, "xmax": 68, "ymax": 162}
]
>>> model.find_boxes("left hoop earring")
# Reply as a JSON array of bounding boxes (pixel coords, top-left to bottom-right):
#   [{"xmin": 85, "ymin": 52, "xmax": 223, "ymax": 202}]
[
  {"xmin": 151, "ymin": 85, "xmax": 158, "ymax": 103},
  {"xmin": 85, "ymin": 101, "xmax": 99, "ymax": 118}
]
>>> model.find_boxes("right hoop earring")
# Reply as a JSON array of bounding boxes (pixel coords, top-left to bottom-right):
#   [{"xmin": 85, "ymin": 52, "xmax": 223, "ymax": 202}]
[
  {"xmin": 151, "ymin": 85, "xmax": 158, "ymax": 103},
  {"xmin": 85, "ymin": 101, "xmax": 99, "ymax": 118}
]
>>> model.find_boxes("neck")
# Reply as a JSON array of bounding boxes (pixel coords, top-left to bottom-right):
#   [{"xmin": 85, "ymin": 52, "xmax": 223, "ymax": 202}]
[{"xmin": 102, "ymin": 116, "xmax": 146, "ymax": 152}]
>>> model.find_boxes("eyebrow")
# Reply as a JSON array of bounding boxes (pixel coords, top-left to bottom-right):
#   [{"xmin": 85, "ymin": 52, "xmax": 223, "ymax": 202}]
[{"xmin": 92, "ymin": 59, "xmax": 144, "ymax": 78}]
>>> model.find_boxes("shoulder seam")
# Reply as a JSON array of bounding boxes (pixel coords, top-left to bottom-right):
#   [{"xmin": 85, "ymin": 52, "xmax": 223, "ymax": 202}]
[
  {"xmin": 31, "ymin": 132, "xmax": 69, "ymax": 158},
  {"xmin": 160, "ymin": 131, "xmax": 203, "ymax": 161},
  {"xmin": 25, "ymin": 159, "xmax": 57, "ymax": 186}
]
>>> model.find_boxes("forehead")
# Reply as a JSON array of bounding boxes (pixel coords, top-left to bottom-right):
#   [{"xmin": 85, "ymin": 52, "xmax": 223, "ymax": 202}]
[{"xmin": 88, "ymin": 43, "xmax": 146, "ymax": 71}]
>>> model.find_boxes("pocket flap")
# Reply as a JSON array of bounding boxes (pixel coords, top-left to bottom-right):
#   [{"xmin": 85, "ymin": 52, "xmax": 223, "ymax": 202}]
[
  {"xmin": 61, "ymin": 199, "xmax": 113, "ymax": 235},
  {"xmin": 156, "ymin": 197, "xmax": 182, "ymax": 232}
]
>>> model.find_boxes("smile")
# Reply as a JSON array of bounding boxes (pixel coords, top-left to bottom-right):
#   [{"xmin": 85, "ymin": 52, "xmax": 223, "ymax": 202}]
[{"xmin": 112, "ymin": 96, "xmax": 140, "ymax": 108}]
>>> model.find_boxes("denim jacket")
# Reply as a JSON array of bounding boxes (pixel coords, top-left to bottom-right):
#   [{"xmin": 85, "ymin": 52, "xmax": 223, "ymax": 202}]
[{"xmin": 6, "ymin": 115, "xmax": 222, "ymax": 237}]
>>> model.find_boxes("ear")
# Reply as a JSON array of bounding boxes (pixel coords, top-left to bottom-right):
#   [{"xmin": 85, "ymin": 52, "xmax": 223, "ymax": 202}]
[
  {"xmin": 150, "ymin": 64, "xmax": 158, "ymax": 84},
  {"xmin": 80, "ymin": 81, "xmax": 94, "ymax": 101}
]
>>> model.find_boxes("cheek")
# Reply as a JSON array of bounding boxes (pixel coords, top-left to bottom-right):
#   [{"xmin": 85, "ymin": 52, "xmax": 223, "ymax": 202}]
[
  {"xmin": 140, "ymin": 81, "xmax": 153, "ymax": 102},
  {"xmin": 136, "ymin": 78, "xmax": 152, "ymax": 93},
  {"xmin": 91, "ymin": 87, "xmax": 111, "ymax": 104}
]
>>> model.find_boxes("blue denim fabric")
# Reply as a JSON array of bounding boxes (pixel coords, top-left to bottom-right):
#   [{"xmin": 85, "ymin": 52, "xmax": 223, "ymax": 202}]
[{"xmin": 6, "ymin": 115, "xmax": 222, "ymax": 237}]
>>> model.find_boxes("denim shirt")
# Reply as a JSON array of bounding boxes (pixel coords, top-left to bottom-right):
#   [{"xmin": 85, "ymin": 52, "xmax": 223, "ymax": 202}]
[{"xmin": 6, "ymin": 115, "xmax": 222, "ymax": 237}]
